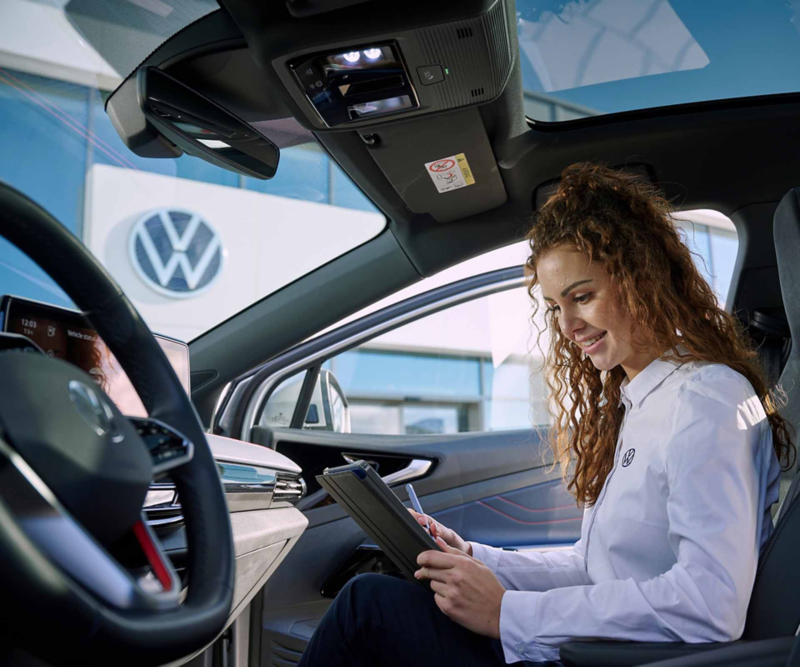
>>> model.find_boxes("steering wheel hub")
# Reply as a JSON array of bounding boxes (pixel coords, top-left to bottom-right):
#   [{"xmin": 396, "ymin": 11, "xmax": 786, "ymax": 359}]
[{"xmin": 0, "ymin": 354, "xmax": 153, "ymax": 546}]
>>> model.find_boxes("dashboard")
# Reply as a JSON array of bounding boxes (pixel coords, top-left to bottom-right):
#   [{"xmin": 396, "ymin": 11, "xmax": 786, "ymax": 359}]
[{"xmin": 0, "ymin": 295, "xmax": 190, "ymax": 417}]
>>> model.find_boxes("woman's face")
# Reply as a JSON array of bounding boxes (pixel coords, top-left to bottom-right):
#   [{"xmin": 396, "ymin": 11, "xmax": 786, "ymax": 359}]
[{"xmin": 536, "ymin": 246, "xmax": 655, "ymax": 379}]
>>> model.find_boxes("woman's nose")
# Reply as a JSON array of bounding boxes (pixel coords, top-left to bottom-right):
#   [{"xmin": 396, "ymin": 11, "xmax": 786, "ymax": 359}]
[{"xmin": 559, "ymin": 309, "xmax": 583, "ymax": 340}]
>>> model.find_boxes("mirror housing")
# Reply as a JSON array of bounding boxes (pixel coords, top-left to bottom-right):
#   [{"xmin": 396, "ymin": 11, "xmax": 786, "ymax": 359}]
[
  {"xmin": 319, "ymin": 369, "xmax": 351, "ymax": 434},
  {"xmin": 106, "ymin": 67, "xmax": 279, "ymax": 179}
]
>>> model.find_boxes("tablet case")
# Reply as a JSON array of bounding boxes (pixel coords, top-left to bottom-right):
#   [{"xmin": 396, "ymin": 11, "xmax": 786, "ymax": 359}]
[{"xmin": 317, "ymin": 460, "xmax": 441, "ymax": 587}]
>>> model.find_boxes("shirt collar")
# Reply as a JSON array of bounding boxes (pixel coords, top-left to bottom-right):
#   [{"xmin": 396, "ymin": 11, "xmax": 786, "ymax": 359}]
[{"xmin": 620, "ymin": 353, "xmax": 683, "ymax": 409}]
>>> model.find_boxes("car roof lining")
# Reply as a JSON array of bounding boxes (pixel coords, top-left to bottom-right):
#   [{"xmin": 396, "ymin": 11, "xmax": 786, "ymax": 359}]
[{"xmin": 113, "ymin": 2, "xmax": 796, "ymax": 420}]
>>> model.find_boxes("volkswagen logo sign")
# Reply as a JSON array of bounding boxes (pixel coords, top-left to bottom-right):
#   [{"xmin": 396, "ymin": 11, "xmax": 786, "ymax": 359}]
[
  {"xmin": 129, "ymin": 209, "xmax": 225, "ymax": 298},
  {"xmin": 68, "ymin": 380, "xmax": 123, "ymax": 442}
]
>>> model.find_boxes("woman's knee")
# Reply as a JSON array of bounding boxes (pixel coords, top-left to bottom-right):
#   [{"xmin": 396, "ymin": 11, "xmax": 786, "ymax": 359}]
[{"xmin": 336, "ymin": 573, "xmax": 433, "ymax": 630}]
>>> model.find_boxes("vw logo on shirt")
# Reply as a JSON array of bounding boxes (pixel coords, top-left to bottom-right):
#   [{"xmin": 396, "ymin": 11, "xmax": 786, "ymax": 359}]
[
  {"xmin": 622, "ymin": 448, "xmax": 636, "ymax": 467},
  {"xmin": 129, "ymin": 209, "xmax": 225, "ymax": 298}
]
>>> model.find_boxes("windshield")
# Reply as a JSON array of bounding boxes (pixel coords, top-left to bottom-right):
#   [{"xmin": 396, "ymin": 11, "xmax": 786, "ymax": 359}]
[
  {"xmin": 517, "ymin": 0, "xmax": 800, "ymax": 122},
  {"xmin": 0, "ymin": 1, "xmax": 386, "ymax": 343}
]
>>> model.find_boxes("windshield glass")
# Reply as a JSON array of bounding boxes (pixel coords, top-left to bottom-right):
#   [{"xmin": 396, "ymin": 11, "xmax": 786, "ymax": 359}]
[
  {"xmin": 0, "ymin": 1, "xmax": 386, "ymax": 343},
  {"xmin": 517, "ymin": 0, "xmax": 800, "ymax": 122}
]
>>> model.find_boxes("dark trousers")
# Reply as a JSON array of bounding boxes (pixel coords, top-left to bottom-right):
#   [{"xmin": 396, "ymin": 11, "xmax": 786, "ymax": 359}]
[{"xmin": 297, "ymin": 573, "xmax": 553, "ymax": 666}]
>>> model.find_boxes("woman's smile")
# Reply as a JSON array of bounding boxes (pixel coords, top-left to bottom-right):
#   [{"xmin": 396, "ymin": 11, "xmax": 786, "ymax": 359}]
[{"xmin": 578, "ymin": 330, "xmax": 607, "ymax": 353}]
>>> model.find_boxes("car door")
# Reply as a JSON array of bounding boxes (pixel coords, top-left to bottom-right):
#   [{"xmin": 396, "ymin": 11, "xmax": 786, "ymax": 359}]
[{"xmin": 215, "ymin": 265, "xmax": 582, "ymax": 665}]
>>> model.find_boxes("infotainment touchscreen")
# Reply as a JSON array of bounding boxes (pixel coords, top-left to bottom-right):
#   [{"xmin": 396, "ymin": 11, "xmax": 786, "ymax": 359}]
[{"xmin": 1, "ymin": 295, "xmax": 190, "ymax": 418}]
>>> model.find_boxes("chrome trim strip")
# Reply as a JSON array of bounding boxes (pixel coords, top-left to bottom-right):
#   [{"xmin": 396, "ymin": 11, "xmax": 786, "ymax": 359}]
[
  {"xmin": 146, "ymin": 513, "xmax": 185, "ymax": 527},
  {"xmin": 381, "ymin": 459, "xmax": 432, "ymax": 486},
  {"xmin": 209, "ymin": 381, "xmax": 233, "ymax": 434},
  {"xmin": 238, "ymin": 276, "xmax": 525, "ymax": 441}
]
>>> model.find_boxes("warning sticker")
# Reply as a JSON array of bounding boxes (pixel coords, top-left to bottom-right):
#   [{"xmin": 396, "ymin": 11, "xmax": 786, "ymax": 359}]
[{"xmin": 425, "ymin": 153, "xmax": 476, "ymax": 193}]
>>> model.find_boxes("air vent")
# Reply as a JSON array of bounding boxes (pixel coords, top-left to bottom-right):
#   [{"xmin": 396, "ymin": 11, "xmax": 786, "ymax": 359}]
[
  {"xmin": 471, "ymin": 87, "xmax": 485, "ymax": 97},
  {"xmin": 273, "ymin": 472, "xmax": 307, "ymax": 507},
  {"xmin": 456, "ymin": 26, "xmax": 474, "ymax": 39},
  {"xmin": 144, "ymin": 483, "xmax": 184, "ymax": 526}
]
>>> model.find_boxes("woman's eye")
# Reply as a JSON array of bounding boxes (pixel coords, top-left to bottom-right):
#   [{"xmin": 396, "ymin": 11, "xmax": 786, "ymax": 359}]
[
  {"xmin": 547, "ymin": 305, "xmax": 560, "ymax": 314},
  {"xmin": 574, "ymin": 293, "xmax": 592, "ymax": 304}
]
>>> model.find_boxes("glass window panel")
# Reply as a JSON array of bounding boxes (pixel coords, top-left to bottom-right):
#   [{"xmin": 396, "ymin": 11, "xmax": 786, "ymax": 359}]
[
  {"xmin": 517, "ymin": 1, "xmax": 800, "ymax": 121},
  {"xmin": 1, "ymin": 0, "xmax": 387, "ymax": 342},
  {"xmin": 349, "ymin": 403, "xmax": 402, "ymax": 435},
  {"xmin": 333, "ymin": 349, "xmax": 481, "ymax": 398},
  {"xmin": 313, "ymin": 285, "xmax": 548, "ymax": 436},
  {"xmin": 484, "ymin": 399, "xmax": 541, "ymax": 431},
  {"xmin": 403, "ymin": 405, "xmax": 460, "ymax": 435},
  {"xmin": 259, "ymin": 371, "xmax": 306, "ymax": 428},
  {"xmin": 709, "ymin": 227, "xmax": 739, "ymax": 305}
]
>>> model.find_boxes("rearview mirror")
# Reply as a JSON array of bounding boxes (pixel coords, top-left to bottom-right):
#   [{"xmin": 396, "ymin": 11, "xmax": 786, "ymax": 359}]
[{"xmin": 106, "ymin": 67, "xmax": 279, "ymax": 179}]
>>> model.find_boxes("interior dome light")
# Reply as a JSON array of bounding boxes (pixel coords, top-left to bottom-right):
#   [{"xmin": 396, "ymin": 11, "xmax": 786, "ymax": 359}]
[
  {"xmin": 363, "ymin": 48, "xmax": 382, "ymax": 60},
  {"xmin": 343, "ymin": 51, "xmax": 361, "ymax": 63}
]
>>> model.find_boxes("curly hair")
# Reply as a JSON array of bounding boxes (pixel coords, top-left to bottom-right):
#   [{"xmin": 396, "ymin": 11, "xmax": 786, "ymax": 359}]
[{"xmin": 525, "ymin": 162, "xmax": 795, "ymax": 507}]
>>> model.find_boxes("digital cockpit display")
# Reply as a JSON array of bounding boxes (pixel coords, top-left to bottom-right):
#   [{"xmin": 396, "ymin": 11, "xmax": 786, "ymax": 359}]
[{"xmin": 1, "ymin": 296, "xmax": 190, "ymax": 418}]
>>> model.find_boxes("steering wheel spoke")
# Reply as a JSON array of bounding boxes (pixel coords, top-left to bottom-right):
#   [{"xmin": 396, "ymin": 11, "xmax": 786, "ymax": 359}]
[
  {"xmin": 0, "ymin": 437, "xmax": 181, "ymax": 610},
  {"xmin": 129, "ymin": 417, "xmax": 195, "ymax": 476}
]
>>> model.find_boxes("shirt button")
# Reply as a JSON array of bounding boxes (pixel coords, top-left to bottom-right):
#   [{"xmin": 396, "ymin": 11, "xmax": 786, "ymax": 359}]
[{"xmin": 517, "ymin": 644, "xmax": 526, "ymax": 656}]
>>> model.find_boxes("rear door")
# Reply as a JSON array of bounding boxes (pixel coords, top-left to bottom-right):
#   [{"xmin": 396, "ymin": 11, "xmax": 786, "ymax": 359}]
[{"xmin": 217, "ymin": 266, "xmax": 582, "ymax": 665}]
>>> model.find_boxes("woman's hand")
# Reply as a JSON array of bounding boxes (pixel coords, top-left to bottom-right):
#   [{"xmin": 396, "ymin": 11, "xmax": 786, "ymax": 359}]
[
  {"xmin": 408, "ymin": 509, "xmax": 473, "ymax": 556},
  {"xmin": 416, "ymin": 538, "xmax": 506, "ymax": 639}
]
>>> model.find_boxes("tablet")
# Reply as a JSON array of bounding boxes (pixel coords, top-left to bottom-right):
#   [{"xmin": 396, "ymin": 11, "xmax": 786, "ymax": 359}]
[{"xmin": 317, "ymin": 460, "xmax": 441, "ymax": 587}]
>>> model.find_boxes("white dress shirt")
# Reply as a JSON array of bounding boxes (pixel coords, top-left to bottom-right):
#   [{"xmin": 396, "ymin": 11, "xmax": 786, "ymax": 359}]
[{"xmin": 470, "ymin": 357, "xmax": 781, "ymax": 664}]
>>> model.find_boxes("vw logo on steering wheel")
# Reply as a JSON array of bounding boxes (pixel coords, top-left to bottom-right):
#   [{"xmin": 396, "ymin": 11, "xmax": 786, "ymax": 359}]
[{"xmin": 129, "ymin": 208, "xmax": 225, "ymax": 299}]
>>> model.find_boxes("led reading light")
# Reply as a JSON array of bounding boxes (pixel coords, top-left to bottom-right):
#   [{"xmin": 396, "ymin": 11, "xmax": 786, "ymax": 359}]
[
  {"xmin": 342, "ymin": 51, "xmax": 361, "ymax": 63},
  {"xmin": 363, "ymin": 48, "xmax": 382, "ymax": 60}
]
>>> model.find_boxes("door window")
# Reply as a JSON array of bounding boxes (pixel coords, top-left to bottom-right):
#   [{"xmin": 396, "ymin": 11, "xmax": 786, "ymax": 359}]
[{"xmin": 259, "ymin": 283, "xmax": 550, "ymax": 435}]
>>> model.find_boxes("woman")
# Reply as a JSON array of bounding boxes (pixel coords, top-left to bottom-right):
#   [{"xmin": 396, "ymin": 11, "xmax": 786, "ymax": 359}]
[{"xmin": 297, "ymin": 163, "xmax": 795, "ymax": 666}]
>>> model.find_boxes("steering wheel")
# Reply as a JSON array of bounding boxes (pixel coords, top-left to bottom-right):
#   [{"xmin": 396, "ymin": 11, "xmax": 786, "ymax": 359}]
[{"xmin": 0, "ymin": 182, "xmax": 234, "ymax": 666}]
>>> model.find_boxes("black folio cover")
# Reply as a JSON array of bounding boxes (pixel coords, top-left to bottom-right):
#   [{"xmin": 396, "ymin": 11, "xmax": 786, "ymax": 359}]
[{"xmin": 317, "ymin": 460, "xmax": 441, "ymax": 586}]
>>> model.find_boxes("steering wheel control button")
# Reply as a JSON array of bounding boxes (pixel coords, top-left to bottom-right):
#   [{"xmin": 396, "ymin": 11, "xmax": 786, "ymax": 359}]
[
  {"xmin": 68, "ymin": 380, "xmax": 123, "ymax": 442},
  {"xmin": 417, "ymin": 65, "xmax": 444, "ymax": 85},
  {"xmin": 129, "ymin": 417, "xmax": 194, "ymax": 474}
]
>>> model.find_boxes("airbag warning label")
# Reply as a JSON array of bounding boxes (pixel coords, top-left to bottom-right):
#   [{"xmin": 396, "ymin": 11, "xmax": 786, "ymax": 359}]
[{"xmin": 425, "ymin": 153, "xmax": 475, "ymax": 193}]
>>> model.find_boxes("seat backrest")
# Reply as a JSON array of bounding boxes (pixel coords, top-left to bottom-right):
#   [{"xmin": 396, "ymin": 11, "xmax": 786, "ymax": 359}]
[{"xmin": 743, "ymin": 187, "xmax": 800, "ymax": 640}]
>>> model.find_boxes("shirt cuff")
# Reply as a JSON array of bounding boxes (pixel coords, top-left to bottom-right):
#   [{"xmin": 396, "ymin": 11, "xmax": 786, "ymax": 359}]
[
  {"xmin": 500, "ymin": 590, "xmax": 561, "ymax": 664},
  {"xmin": 468, "ymin": 542, "xmax": 501, "ymax": 571}
]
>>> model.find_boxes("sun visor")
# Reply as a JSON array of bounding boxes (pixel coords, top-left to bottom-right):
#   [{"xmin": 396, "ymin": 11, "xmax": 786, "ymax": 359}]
[{"xmin": 362, "ymin": 108, "xmax": 507, "ymax": 223}]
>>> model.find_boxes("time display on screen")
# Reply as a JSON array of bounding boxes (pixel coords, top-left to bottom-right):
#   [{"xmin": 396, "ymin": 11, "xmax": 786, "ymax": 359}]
[{"xmin": 2, "ymin": 296, "xmax": 190, "ymax": 417}]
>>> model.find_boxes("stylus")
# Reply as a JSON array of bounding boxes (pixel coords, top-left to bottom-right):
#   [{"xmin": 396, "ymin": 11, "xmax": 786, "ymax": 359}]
[{"xmin": 406, "ymin": 484, "xmax": 431, "ymax": 534}]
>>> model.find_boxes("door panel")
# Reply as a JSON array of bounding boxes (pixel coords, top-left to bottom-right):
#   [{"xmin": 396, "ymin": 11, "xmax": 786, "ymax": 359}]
[
  {"xmin": 254, "ymin": 426, "xmax": 581, "ymax": 665},
  {"xmin": 434, "ymin": 479, "xmax": 582, "ymax": 548}
]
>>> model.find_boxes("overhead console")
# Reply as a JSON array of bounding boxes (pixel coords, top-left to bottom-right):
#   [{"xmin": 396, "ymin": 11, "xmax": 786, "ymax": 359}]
[
  {"xmin": 272, "ymin": 0, "xmax": 515, "ymax": 222},
  {"xmin": 274, "ymin": 0, "xmax": 514, "ymax": 130}
]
